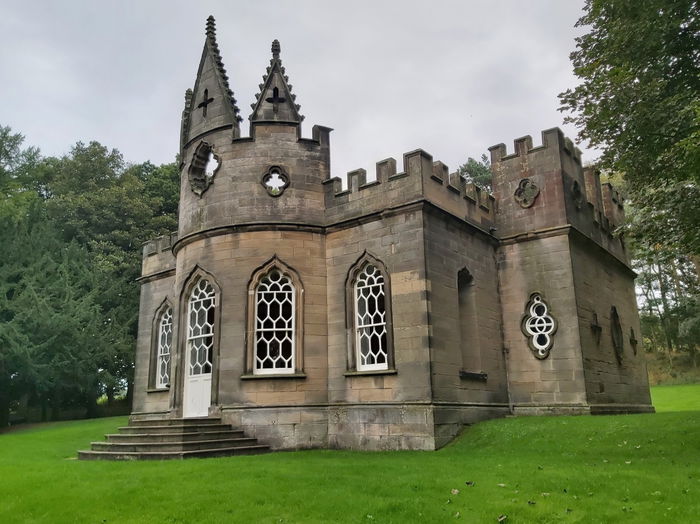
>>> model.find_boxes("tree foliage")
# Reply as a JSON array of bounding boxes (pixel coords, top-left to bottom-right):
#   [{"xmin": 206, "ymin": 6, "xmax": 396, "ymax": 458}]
[
  {"xmin": 458, "ymin": 153, "xmax": 493, "ymax": 193},
  {"xmin": 559, "ymin": 0, "xmax": 700, "ymax": 253},
  {"xmin": 0, "ymin": 127, "xmax": 179, "ymax": 426}
]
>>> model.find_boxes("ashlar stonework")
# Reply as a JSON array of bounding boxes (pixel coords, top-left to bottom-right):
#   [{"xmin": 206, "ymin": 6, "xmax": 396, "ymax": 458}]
[{"xmin": 131, "ymin": 17, "xmax": 653, "ymax": 452}]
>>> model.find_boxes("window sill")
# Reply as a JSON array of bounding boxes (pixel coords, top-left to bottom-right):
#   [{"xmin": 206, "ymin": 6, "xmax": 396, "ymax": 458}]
[
  {"xmin": 146, "ymin": 387, "xmax": 170, "ymax": 393},
  {"xmin": 344, "ymin": 369, "xmax": 397, "ymax": 377},
  {"xmin": 240, "ymin": 373, "xmax": 307, "ymax": 380},
  {"xmin": 459, "ymin": 370, "xmax": 488, "ymax": 381}
]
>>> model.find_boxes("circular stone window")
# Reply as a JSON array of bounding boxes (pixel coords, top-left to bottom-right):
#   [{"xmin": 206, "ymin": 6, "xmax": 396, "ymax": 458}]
[{"xmin": 261, "ymin": 166, "xmax": 290, "ymax": 197}]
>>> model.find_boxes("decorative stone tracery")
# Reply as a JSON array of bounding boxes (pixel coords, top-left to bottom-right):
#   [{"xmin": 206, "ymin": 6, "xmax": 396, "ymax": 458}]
[
  {"xmin": 261, "ymin": 165, "xmax": 290, "ymax": 197},
  {"xmin": 514, "ymin": 178, "xmax": 540, "ymax": 208},
  {"xmin": 188, "ymin": 141, "xmax": 221, "ymax": 196},
  {"xmin": 521, "ymin": 293, "xmax": 557, "ymax": 359}
]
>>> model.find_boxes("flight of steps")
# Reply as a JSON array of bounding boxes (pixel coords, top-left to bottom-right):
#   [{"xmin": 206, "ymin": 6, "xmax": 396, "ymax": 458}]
[{"xmin": 78, "ymin": 417, "xmax": 270, "ymax": 460}]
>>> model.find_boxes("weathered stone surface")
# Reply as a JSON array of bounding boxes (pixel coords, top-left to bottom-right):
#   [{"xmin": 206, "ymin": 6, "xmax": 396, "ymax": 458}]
[{"xmin": 129, "ymin": 21, "xmax": 653, "ymax": 455}]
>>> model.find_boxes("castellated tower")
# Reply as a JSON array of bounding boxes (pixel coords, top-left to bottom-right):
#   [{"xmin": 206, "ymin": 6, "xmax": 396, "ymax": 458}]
[{"xmin": 128, "ymin": 17, "xmax": 653, "ymax": 454}]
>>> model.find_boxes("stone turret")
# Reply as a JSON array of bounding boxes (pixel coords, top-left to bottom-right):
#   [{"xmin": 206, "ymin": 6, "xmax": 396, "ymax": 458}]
[{"xmin": 176, "ymin": 31, "xmax": 332, "ymax": 245}]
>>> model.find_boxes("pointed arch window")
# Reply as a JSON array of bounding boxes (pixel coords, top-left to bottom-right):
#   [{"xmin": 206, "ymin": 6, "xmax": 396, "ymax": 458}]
[
  {"xmin": 187, "ymin": 279, "xmax": 216, "ymax": 376},
  {"xmin": 156, "ymin": 307, "xmax": 173, "ymax": 388},
  {"xmin": 246, "ymin": 258, "xmax": 304, "ymax": 377},
  {"xmin": 346, "ymin": 254, "xmax": 394, "ymax": 373}
]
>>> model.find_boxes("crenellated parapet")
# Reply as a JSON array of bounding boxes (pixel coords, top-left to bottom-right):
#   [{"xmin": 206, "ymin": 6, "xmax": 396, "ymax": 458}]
[
  {"xmin": 141, "ymin": 232, "xmax": 177, "ymax": 280},
  {"xmin": 490, "ymin": 128, "xmax": 628, "ymax": 264},
  {"xmin": 324, "ymin": 149, "xmax": 495, "ymax": 232}
]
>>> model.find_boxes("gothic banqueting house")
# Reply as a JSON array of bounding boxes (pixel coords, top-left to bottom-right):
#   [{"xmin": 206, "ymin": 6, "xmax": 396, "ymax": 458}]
[{"xmin": 130, "ymin": 18, "xmax": 654, "ymax": 452}]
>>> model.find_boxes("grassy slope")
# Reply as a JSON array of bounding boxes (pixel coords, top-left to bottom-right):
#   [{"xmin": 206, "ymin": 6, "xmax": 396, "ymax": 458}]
[{"xmin": 0, "ymin": 385, "xmax": 698, "ymax": 523}]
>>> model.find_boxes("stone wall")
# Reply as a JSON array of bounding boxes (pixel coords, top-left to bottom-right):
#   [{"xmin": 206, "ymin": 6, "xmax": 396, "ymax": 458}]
[
  {"xmin": 569, "ymin": 233, "xmax": 653, "ymax": 412},
  {"xmin": 178, "ymin": 123, "xmax": 330, "ymax": 240},
  {"xmin": 422, "ymin": 207, "xmax": 509, "ymax": 442},
  {"xmin": 132, "ymin": 273, "xmax": 175, "ymax": 415},
  {"xmin": 498, "ymin": 234, "xmax": 589, "ymax": 413},
  {"xmin": 170, "ymin": 229, "xmax": 328, "ymax": 414}
]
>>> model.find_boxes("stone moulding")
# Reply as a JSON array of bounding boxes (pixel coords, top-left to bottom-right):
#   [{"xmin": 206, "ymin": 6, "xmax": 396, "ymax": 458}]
[{"xmin": 521, "ymin": 293, "xmax": 557, "ymax": 359}]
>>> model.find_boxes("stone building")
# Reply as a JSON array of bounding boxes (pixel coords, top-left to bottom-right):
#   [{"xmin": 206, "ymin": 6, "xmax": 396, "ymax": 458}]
[{"xmin": 130, "ymin": 17, "xmax": 653, "ymax": 451}]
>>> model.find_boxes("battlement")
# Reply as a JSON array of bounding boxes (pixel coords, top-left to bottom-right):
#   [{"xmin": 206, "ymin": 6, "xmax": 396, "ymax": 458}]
[
  {"xmin": 324, "ymin": 149, "xmax": 495, "ymax": 230},
  {"xmin": 489, "ymin": 128, "xmax": 582, "ymax": 166},
  {"xmin": 142, "ymin": 232, "xmax": 178, "ymax": 258},
  {"xmin": 140, "ymin": 232, "xmax": 177, "ymax": 281},
  {"xmin": 490, "ymin": 128, "xmax": 629, "ymax": 265}
]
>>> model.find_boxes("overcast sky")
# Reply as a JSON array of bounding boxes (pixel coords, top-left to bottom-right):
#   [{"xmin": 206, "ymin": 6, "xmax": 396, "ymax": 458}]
[{"xmin": 1, "ymin": 0, "xmax": 594, "ymax": 182}]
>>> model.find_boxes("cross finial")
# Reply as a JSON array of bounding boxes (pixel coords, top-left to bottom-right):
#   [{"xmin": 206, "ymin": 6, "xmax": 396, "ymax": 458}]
[{"xmin": 271, "ymin": 39, "xmax": 281, "ymax": 59}]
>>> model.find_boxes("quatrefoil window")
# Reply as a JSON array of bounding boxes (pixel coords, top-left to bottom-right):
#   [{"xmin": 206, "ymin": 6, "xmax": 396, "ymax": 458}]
[
  {"xmin": 521, "ymin": 293, "xmax": 557, "ymax": 359},
  {"xmin": 261, "ymin": 166, "xmax": 290, "ymax": 197}
]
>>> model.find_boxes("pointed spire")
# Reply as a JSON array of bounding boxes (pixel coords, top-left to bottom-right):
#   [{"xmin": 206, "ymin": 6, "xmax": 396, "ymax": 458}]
[
  {"xmin": 182, "ymin": 16, "xmax": 243, "ymax": 145},
  {"xmin": 201, "ymin": 15, "xmax": 242, "ymax": 123},
  {"xmin": 249, "ymin": 39, "xmax": 304, "ymax": 124}
]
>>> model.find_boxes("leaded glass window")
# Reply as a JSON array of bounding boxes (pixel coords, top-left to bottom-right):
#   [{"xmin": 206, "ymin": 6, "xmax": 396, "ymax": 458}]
[
  {"xmin": 156, "ymin": 307, "xmax": 173, "ymax": 388},
  {"xmin": 354, "ymin": 264, "xmax": 388, "ymax": 371},
  {"xmin": 187, "ymin": 280, "xmax": 215, "ymax": 376},
  {"xmin": 255, "ymin": 270, "xmax": 295, "ymax": 374}
]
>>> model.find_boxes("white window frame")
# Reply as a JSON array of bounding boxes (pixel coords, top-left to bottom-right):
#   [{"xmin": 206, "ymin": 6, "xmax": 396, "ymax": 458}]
[
  {"xmin": 254, "ymin": 270, "xmax": 296, "ymax": 375},
  {"xmin": 156, "ymin": 307, "xmax": 173, "ymax": 388},
  {"xmin": 187, "ymin": 279, "xmax": 216, "ymax": 376},
  {"xmin": 354, "ymin": 264, "xmax": 389, "ymax": 371}
]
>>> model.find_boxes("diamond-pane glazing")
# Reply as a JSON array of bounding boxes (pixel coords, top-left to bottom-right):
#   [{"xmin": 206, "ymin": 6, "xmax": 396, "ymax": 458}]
[
  {"xmin": 187, "ymin": 280, "xmax": 215, "ymax": 376},
  {"xmin": 254, "ymin": 270, "xmax": 295, "ymax": 374},
  {"xmin": 156, "ymin": 307, "xmax": 172, "ymax": 388},
  {"xmin": 354, "ymin": 264, "xmax": 388, "ymax": 370}
]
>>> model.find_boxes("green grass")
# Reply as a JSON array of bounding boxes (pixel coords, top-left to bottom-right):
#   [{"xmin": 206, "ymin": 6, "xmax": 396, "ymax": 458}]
[
  {"xmin": 651, "ymin": 383, "xmax": 700, "ymax": 412},
  {"xmin": 0, "ymin": 385, "xmax": 698, "ymax": 523}
]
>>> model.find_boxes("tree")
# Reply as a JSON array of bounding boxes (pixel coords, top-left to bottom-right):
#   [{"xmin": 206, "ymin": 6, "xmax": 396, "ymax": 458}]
[
  {"xmin": 458, "ymin": 153, "xmax": 493, "ymax": 193},
  {"xmin": 0, "ymin": 126, "xmax": 41, "ymax": 220},
  {"xmin": 0, "ymin": 126, "xmax": 181, "ymax": 424},
  {"xmin": 559, "ymin": 0, "xmax": 700, "ymax": 253}
]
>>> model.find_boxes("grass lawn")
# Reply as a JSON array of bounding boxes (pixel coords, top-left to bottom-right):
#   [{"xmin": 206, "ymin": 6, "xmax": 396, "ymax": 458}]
[
  {"xmin": 1, "ymin": 385, "xmax": 698, "ymax": 523},
  {"xmin": 651, "ymin": 383, "xmax": 700, "ymax": 412}
]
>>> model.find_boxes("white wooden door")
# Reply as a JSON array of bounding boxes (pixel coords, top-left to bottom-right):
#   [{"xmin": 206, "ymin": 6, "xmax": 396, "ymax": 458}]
[
  {"xmin": 184, "ymin": 371, "xmax": 211, "ymax": 418},
  {"xmin": 183, "ymin": 279, "xmax": 216, "ymax": 418}
]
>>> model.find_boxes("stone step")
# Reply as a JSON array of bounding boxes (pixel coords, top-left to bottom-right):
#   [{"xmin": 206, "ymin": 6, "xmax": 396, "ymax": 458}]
[
  {"xmin": 128, "ymin": 417, "xmax": 222, "ymax": 427},
  {"xmin": 118, "ymin": 424, "xmax": 232, "ymax": 434},
  {"xmin": 78, "ymin": 445, "xmax": 270, "ymax": 461},
  {"xmin": 106, "ymin": 429, "xmax": 245, "ymax": 443},
  {"xmin": 91, "ymin": 437, "xmax": 258, "ymax": 453}
]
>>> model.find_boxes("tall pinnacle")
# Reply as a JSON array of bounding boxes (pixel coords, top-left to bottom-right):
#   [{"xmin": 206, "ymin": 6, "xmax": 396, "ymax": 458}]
[{"xmin": 249, "ymin": 39, "xmax": 303, "ymax": 124}]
